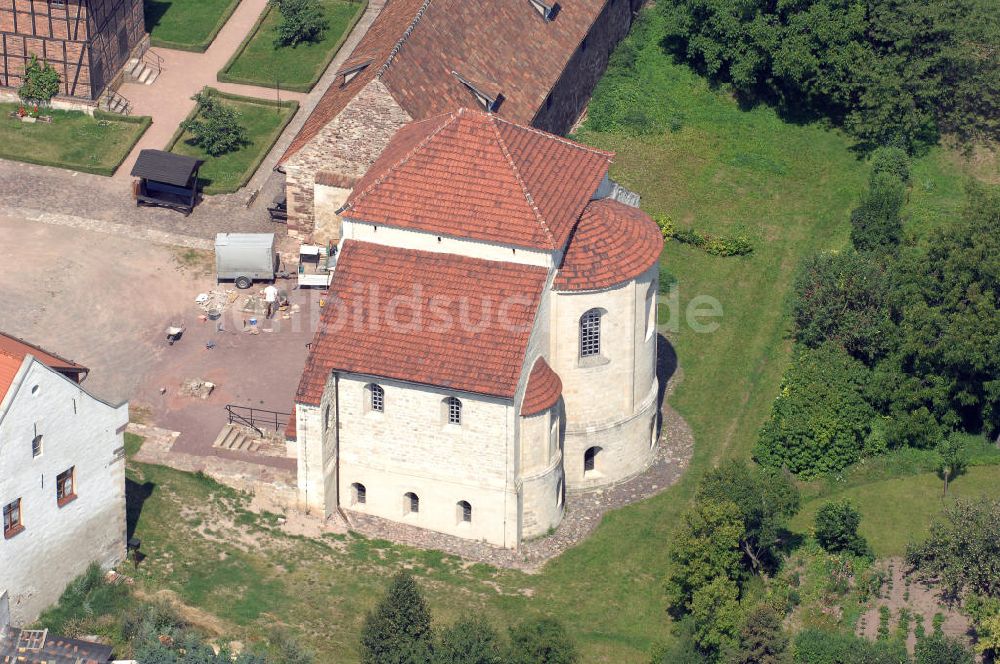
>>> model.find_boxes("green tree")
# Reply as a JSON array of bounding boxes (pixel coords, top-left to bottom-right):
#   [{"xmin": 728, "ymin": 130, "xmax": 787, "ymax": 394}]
[
  {"xmin": 689, "ymin": 577, "xmax": 742, "ymax": 657},
  {"xmin": 506, "ymin": 618, "xmax": 577, "ymax": 664},
  {"xmin": 434, "ymin": 618, "xmax": 503, "ymax": 664},
  {"xmin": 914, "ymin": 634, "xmax": 974, "ymax": 664},
  {"xmin": 665, "ymin": 499, "xmax": 745, "ymax": 615},
  {"xmin": 272, "ymin": 0, "xmax": 329, "ymax": 47},
  {"xmin": 791, "ymin": 250, "xmax": 894, "ymax": 364},
  {"xmin": 754, "ymin": 343, "xmax": 874, "ymax": 477},
  {"xmin": 18, "ymin": 54, "xmax": 60, "ymax": 104},
  {"xmin": 733, "ymin": 604, "xmax": 788, "ymax": 664},
  {"xmin": 815, "ymin": 500, "xmax": 871, "ymax": 557},
  {"xmin": 360, "ymin": 571, "xmax": 433, "ymax": 664},
  {"xmin": 648, "ymin": 617, "xmax": 706, "ymax": 663},
  {"xmin": 696, "ymin": 461, "xmax": 800, "ymax": 572},
  {"xmin": 907, "ymin": 500, "xmax": 1000, "ymax": 600},
  {"xmin": 181, "ymin": 91, "xmax": 249, "ymax": 157},
  {"xmin": 850, "ymin": 173, "xmax": 906, "ymax": 254},
  {"xmin": 936, "ymin": 433, "xmax": 968, "ymax": 497},
  {"xmin": 887, "ymin": 183, "xmax": 1000, "ymax": 439}
]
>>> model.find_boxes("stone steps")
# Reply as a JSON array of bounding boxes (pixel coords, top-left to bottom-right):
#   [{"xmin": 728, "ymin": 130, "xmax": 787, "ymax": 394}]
[
  {"xmin": 212, "ymin": 424, "xmax": 262, "ymax": 453},
  {"xmin": 125, "ymin": 57, "xmax": 159, "ymax": 86}
]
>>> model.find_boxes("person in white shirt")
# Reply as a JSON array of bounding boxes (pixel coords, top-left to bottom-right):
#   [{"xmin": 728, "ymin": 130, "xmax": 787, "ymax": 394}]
[{"xmin": 263, "ymin": 284, "xmax": 279, "ymax": 319}]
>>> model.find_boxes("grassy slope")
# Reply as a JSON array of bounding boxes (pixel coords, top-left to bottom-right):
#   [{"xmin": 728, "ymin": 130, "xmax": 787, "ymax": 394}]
[
  {"xmin": 169, "ymin": 96, "xmax": 295, "ymax": 194},
  {"xmin": 144, "ymin": 0, "xmax": 240, "ymax": 49},
  {"xmin": 221, "ymin": 0, "xmax": 361, "ymax": 90},
  {"xmin": 122, "ymin": 9, "xmax": 984, "ymax": 664},
  {"xmin": 0, "ymin": 105, "xmax": 147, "ymax": 175},
  {"xmin": 791, "ymin": 465, "xmax": 1000, "ymax": 557}
]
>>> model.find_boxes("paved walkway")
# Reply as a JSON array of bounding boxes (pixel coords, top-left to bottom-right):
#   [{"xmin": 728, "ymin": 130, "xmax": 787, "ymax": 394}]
[{"xmin": 115, "ymin": 0, "xmax": 308, "ymax": 180}]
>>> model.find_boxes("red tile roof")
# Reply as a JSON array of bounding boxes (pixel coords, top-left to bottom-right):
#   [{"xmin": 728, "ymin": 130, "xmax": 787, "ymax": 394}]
[
  {"xmin": 284, "ymin": 406, "xmax": 297, "ymax": 441},
  {"xmin": 0, "ymin": 332, "xmax": 88, "ymax": 400},
  {"xmin": 0, "ymin": 350, "xmax": 22, "ymax": 402},
  {"xmin": 296, "ymin": 241, "xmax": 549, "ymax": 404},
  {"xmin": 553, "ymin": 199, "xmax": 664, "ymax": 291},
  {"xmin": 521, "ymin": 358, "xmax": 563, "ymax": 417},
  {"xmin": 280, "ymin": 0, "xmax": 611, "ymax": 163},
  {"xmin": 343, "ymin": 108, "xmax": 612, "ymax": 249},
  {"xmin": 279, "ymin": 0, "xmax": 428, "ymax": 163}
]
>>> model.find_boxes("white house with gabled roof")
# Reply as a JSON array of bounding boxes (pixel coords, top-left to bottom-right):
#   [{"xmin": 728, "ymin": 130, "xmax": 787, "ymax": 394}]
[{"xmin": 0, "ymin": 334, "xmax": 128, "ymax": 626}]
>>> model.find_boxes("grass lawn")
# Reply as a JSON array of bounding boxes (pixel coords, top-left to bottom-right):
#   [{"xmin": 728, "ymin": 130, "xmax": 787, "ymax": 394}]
[
  {"xmin": 115, "ymin": 9, "xmax": 990, "ymax": 664},
  {"xmin": 0, "ymin": 105, "xmax": 149, "ymax": 176},
  {"xmin": 219, "ymin": 0, "xmax": 366, "ymax": 92},
  {"xmin": 791, "ymin": 465, "xmax": 1000, "ymax": 558},
  {"xmin": 145, "ymin": 0, "xmax": 242, "ymax": 51},
  {"xmin": 168, "ymin": 90, "xmax": 297, "ymax": 194}
]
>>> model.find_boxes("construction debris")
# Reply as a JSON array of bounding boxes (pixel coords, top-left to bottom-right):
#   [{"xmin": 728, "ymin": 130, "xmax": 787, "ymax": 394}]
[{"xmin": 179, "ymin": 378, "xmax": 216, "ymax": 399}]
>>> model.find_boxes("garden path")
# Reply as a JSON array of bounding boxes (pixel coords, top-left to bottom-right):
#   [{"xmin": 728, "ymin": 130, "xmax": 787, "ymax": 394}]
[{"xmin": 113, "ymin": 0, "xmax": 384, "ymax": 182}]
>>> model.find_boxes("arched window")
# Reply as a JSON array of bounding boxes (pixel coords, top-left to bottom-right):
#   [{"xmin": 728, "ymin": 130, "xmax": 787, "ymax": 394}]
[
  {"xmin": 31, "ymin": 434, "xmax": 43, "ymax": 458},
  {"xmin": 369, "ymin": 384, "xmax": 384, "ymax": 412},
  {"xmin": 405, "ymin": 492, "xmax": 419, "ymax": 514},
  {"xmin": 351, "ymin": 482, "xmax": 366, "ymax": 505},
  {"xmin": 457, "ymin": 500, "xmax": 472, "ymax": 524},
  {"xmin": 444, "ymin": 397, "xmax": 462, "ymax": 425},
  {"xmin": 645, "ymin": 284, "xmax": 657, "ymax": 341},
  {"xmin": 584, "ymin": 446, "xmax": 602, "ymax": 475},
  {"xmin": 580, "ymin": 309, "xmax": 602, "ymax": 358},
  {"xmin": 323, "ymin": 405, "xmax": 332, "ymax": 430}
]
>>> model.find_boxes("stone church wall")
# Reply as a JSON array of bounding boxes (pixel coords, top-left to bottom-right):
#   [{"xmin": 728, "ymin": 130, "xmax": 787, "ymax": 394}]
[
  {"xmin": 284, "ymin": 79, "xmax": 411, "ymax": 238},
  {"xmin": 336, "ymin": 375, "xmax": 520, "ymax": 547}
]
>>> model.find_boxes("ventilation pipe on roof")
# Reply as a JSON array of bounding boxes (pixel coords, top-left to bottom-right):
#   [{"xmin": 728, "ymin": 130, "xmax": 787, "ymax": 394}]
[{"xmin": 528, "ymin": 0, "xmax": 561, "ymax": 21}]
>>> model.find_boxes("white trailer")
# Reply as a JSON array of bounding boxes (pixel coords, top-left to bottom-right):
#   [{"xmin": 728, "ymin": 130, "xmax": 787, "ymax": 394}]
[{"xmin": 215, "ymin": 233, "xmax": 278, "ymax": 289}]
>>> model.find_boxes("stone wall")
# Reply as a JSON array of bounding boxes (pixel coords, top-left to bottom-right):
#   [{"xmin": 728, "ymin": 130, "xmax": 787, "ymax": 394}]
[
  {"xmin": 517, "ymin": 403, "xmax": 565, "ymax": 539},
  {"xmin": 531, "ymin": 0, "xmax": 635, "ymax": 135},
  {"xmin": 284, "ymin": 79, "xmax": 411, "ymax": 238},
  {"xmin": 335, "ymin": 374, "xmax": 520, "ymax": 547},
  {"xmin": 0, "ymin": 360, "xmax": 128, "ymax": 626},
  {"xmin": 550, "ymin": 263, "xmax": 659, "ymax": 488}
]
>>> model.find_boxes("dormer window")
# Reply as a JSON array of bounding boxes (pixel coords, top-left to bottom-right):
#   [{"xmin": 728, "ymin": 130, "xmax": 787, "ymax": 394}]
[
  {"xmin": 337, "ymin": 58, "xmax": 373, "ymax": 86},
  {"xmin": 528, "ymin": 0, "xmax": 560, "ymax": 21},
  {"xmin": 452, "ymin": 71, "xmax": 504, "ymax": 112}
]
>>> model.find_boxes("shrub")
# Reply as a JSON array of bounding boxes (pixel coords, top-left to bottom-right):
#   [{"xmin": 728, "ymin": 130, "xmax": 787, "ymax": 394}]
[
  {"xmin": 791, "ymin": 250, "xmax": 894, "ymax": 364},
  {"xmin": 870, "ymin": 146, "xmax": 911, "ymax": 184},
  {"xmin": 793, "ymin": 628, "xmax": 908, "ymax": 663},
  {"xmin": 914, "ymin": 634, "xmax": 973, "ymax": 664},
  {"xmin": 272, "ymin": 0, "xmax": 329, "ymax": 48},
  {"xmin": 674, "ymin": 228, "xmax": 753, "ymax": 256},
  {"xmin": 181, "ymin": 91, "xmax": 249, "ymax": 157},
  {"xmin": 733, "ymin": 604, "xmax": 788, "ymax": 664},
  {"xmin": 506, "ymin": 617, "xmax": 577, "ymax": 664},
  {"xmin": 19, "ymin": 54, "xmax": 60, "ymax": 104},
  {"xmin": 815, "ymin": 500, "xmax": 871, "ymax": 557},
  {"xmin": 434, "ymin": 618, "xmax": 504, "ymax": 664},
  {"xmin": 754, "ymin": 344, "xmax": 874, "ymax": 477},
  {"xmin": 653, "ymin": 213, "xmax": 676, "ymax": 240},
  {"xmin": 850, "ymin": 173, "xmax": 906, "ymax": 253}
]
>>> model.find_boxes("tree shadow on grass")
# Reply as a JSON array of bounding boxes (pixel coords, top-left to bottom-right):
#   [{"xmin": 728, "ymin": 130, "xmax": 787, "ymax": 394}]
[
  {"xmin": 143, "ymin": 0, "xmax": 173, "ymax": 34},
  {"xmin": 126, "ymin": 478, "xmax": 156, "ymax": 541}
]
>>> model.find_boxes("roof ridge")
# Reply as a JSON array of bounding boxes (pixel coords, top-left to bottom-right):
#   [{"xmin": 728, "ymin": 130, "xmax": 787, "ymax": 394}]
[
  {"xmin": 343, "ymin": 111, "xmax": 460, "ymax": 213},
  {"xmin": 377, "ymin": 0, "xmax": 434, "ymax": 78},
  {"xmin": 493, "ymin": 114, "xmax": 615, "ymax": 161},
  {"xmin": 488, "ymin": 113, "xmax": 556, "ymax": 249}
]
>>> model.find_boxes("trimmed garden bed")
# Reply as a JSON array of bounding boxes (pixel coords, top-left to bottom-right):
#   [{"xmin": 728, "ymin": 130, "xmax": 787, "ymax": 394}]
[
  {"xmin": 217, "ymin": 0, "xmax": 366, "ymax": 92},
  {"xmin": 145, "ymin": 0, "xmax": 243, "ymax": 52},
  {"xmin": 166, "ymin": 88, "xmax": 298, "ymax": 195},
  {"xmin": 0, "ymin": 104, "xmax": 151, "ymax": 176}
]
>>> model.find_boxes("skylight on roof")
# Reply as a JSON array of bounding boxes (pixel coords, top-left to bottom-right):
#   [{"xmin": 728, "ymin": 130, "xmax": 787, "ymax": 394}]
[
  {"xmin": 452, "ymin": 71, "xmax": 504, "ymax": 112},
  {"xmin": 337, "ymin": 58, "xmax": 373, "ymax": 86},
  {"xmin": 528, "ymin": 0, "xmax": 561, "ymax": 21}
]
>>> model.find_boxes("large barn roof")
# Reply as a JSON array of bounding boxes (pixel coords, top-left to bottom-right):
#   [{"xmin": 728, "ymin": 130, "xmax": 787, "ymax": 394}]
[
  {"xmin": 279, "ymin": 0, "xmax": 610, "ymax": 164},
  {"xmin": 342, "ymin": 108, "xmax": 612, "ymax": 250}
]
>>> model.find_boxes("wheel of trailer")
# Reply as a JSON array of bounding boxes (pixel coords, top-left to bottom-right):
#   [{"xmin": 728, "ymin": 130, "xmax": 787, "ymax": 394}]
[{"xmin": 235, "ymin": 276, "xmax": 252, "ymax": 289}]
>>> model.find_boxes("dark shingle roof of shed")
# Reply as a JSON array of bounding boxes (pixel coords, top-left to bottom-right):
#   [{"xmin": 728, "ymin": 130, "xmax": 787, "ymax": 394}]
[{"xmin": 130, "ymin": 149, "xmax": 202, "ymax": 187}]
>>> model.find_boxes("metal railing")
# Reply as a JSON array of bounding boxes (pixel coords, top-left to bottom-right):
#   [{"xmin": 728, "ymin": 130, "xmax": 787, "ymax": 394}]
[
  {"xmin": 225, "ymin": 404, "xmax": 291, "ymax": 437},
  {"xmin": 100, "ymin": 89, "xmax": 131, "ymax": 115}
]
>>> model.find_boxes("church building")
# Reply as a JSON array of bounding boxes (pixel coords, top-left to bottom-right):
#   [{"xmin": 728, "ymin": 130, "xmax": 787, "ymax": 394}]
[{"xmin": 288, "ymin": 108, "xmax": 663, "ymax": 548}]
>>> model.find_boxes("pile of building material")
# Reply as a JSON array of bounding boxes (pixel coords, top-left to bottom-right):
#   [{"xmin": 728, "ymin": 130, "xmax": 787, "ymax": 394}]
[{"xmin": 179, "ymin": 378, "xmax": 215, "ymax": 399}]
